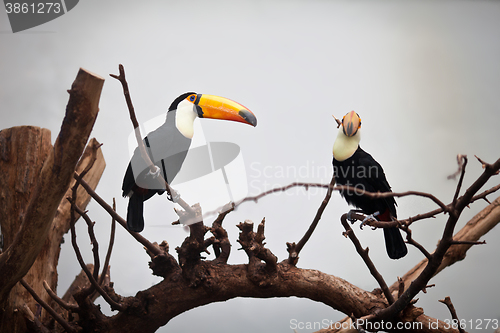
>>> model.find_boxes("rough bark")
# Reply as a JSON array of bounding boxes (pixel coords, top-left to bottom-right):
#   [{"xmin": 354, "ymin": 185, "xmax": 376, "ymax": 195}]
[
  {"xmin": 0, "ymin": 68, "xmax": 104, "ymax": 332},
  {"xmin": 104, "ymin": 263, "xmax": 387, "ymax": 333}
]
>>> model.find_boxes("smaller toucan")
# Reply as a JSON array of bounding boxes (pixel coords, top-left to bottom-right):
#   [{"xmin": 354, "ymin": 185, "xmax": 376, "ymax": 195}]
[
  {"xmin": 122, "ymin": 92, "xmax": 257, "ymax": 232},
  {"xmin": 332, "ymin": 111, "xmax": 407, "ymax": 259}
]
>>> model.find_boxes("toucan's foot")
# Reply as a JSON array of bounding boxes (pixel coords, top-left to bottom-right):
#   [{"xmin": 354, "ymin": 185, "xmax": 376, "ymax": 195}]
[
  {"xmin": 171, "ymin": 189, "xmax": 181, "ymax": 203},
  {"xmin": 167, "ymin": 189, "xmax": 181, "ymax": 203},
  {"xmin": 360, "ymin": 211, "xmax": 380, "ymax": 230},
  {"xmin": 147, "ymin": 165, "xmax": 161, "ymax": 178},
  {"xmin": 347, "ymin": 209, "xmax": 364, "ymax": 224}
]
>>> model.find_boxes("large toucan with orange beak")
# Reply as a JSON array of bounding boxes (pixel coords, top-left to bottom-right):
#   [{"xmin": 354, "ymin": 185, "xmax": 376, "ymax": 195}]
[
  {"xmin": 122, "ymin": 92, "xmax": 257, "ymax": 232},
  {"xmin": 332, "ymin": 111, "xmax": 407, "ymax": 259}
]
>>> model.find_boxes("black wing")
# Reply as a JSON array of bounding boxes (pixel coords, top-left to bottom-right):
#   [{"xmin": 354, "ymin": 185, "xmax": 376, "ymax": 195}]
[
  {"xmin": 333, "ymin": 147, "xmax": 397, "ymax": 218},
  {"xmin": 122, "ymin": 113, "xmax": 191, "ymax": 196},
  {"xmin": 356, "ymin": 147, "xmax": 397, "ymax": 218}
]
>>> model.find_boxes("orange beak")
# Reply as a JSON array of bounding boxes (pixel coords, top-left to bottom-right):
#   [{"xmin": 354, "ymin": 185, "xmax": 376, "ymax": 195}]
[
  {"xmin": 342, "ymin": 111, "xmax": 361, "ymax": 137},
  {"xmin": 196, "ymin": 94, "xmax": 257, "ymax": 127}
]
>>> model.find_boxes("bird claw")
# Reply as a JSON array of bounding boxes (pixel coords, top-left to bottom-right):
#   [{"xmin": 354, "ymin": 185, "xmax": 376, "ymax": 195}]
[
  {"xmin": 347, "ymin": 210, "xmax": 357, "ymax": 224},
  {"xmin": 169, "ymin": 189, "xmax": 181, "ymax": 203},
  {"xmin": 147, "ymin": 166, "xmax": 161, "ymax": 178},
  {"xmin": 347, "ymin": 209, "xmax": 364, "ymax": 224},
  {"xmin": 360, "ymin": 211, "xmax": 380, "ymax": 230}
]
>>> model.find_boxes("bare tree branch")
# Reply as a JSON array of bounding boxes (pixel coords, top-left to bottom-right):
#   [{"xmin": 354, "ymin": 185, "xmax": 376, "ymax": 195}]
[
  {"xmin": 451, "ymin": 155, "xmax": 468, "ymax": 206},
  {"xmin": 69, "ymin": 203, "xmax": 125, "ymax": 312},
  {"xmin": 340, "ymin": 213, "xmax": 394, "ymax": 305},
  {"xmin": 75, "ymin": 174, "xmax": 162, "ymax": 256},
  {"xmin": 73, "ymin": 205, "xmax": 101, "ymax": 285},
  {"xmin": 439, "ymin": 297, "xmax": 466, "ymax": 333},
  {"xmin": 287, "ymin": 176, "xmax": 336, "ymax": 265},
  {"xmin": 447, "ymin": 154, "xmax": 467, "ymax": 180},
  {"xmin": 405, "ymin": 227, "xmax": 432, "ymax": 260},
  {"xmin": 206, "ymin": 182, "xmax": 451, "ymax": 220},
  {"xmin": 20, "ymin": 279, "xmax": 78, "ymax": 333},
  {"xmin": 100, "ymin": 198, "xmax": 117, "ymax": 285},
  {"xmin": 110, "ymin": 64, "xmax": 195, "ymax": 215},
  {"xmin": 42, "ymin": 280, "xmax": 78, "ymax": 311}
]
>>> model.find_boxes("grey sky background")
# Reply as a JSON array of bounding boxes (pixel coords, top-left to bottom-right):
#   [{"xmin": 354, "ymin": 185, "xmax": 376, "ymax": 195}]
[{"xmin": 1, "ymin": 1, "xmax": 500, "ymax": 332}]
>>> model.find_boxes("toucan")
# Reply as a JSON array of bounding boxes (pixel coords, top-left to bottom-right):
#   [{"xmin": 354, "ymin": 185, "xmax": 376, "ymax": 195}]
[
  {"xmin": 122, "ymin": 92, "xmax": 257, "ymax": 232},
  {"xmin": 332, "ymin": 111, "xmax": 407, "ymax": 259}
]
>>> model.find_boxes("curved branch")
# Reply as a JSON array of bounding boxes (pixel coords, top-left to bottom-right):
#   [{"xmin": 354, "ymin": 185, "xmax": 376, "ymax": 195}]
[
  {"xmin": 43, "ymin": 280, "xmax": 78, "ymax": 311},
  {"xmin": 106, "ymin": 262, "xmax": 387, "ymax": 333}
]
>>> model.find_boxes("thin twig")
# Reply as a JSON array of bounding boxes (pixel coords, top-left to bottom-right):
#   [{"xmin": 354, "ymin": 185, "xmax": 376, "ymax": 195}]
[
  {"xmin": 447, "ymin": 154, "xmax": 466, "ymax": 180},
  {"xmin": 452, "ymin": 155, "xmax": 468, "ymax": 207},
  {"xmin": 397, "ymin": 277, "xmax": 404, "ymax": 299},
  {"xmin": 73, "ymin": 205, "xmax": 100, "ymax": 284},
  {"xmin": 20, "ymin": 279, "xmax": 78, "ymax": 333},
  {"xmin": 74, "ymin": 172, "xmax": 161, "ymax": 256},
  {"xmin": 205, "ymin": 182, "xmax": 449, "ymax": 219},
  {"xmin": 69, "ymin": 203, "xmax": 125, "ymax": 311},
  {"xmin": 403, "ymin": 182, "xmax": 500, "ymax": 226},
  {"xmin": 422, "ymin": 284, "xmax": 436, "ymax": 293},
  {"xmin": 340, "ymin": 213, "xmax": 394, "ymax": 305},
  {"xmin": 69, "ymin": 152, "xmax": 99, "ymax": 296},
  {"xmin": 475, "ymin": 155, "xmax": 500, "ymax": 175},
  {"xmin": 109, "ymin": 65, "xmax": 139, "ymax": 129},
  {"xmin": 287, "ymin": 176, "xmax": 336, "ymax": 265},
  {"xmin": 404, "ymin": 227, "xmax": 432, "ymax": 260},
  {"xmin": 100, "ymin": 198, "xmax": 117, "ymax": 285},
  {"xmin": 110, "ymin": 64, "xmax": 195, "ymax": 215},
  {"xmin": 439, "ymin": 296, "xmax": 466, "ymax": 333},
  {"xmin": 43, "ymin": 280, "xmax": 78, "ymax": 311}
]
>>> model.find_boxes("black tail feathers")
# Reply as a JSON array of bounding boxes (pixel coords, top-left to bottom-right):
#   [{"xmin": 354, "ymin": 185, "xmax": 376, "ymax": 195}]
[
  {"xmin": 127, "ymin": 193, "xmax": 145, "ymax": 232},
  {"xmin": 383, "ymin": 227, "xmax": 408, "ymax": 260}
]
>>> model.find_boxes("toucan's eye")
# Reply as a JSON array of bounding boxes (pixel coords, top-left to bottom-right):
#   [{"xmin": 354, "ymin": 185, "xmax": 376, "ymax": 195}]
[{"xmin": 188, "ymin": 94, "xmax": 196, "ymax": 102}]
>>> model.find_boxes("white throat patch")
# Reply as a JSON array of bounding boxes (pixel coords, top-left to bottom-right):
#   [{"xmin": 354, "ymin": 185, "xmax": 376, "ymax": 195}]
[
  {"xmin": 175, "ymin": 99, "xmax": 198, "ymax": 139},
  {"xmin": 332, "ymin": 128, "xmax": 360, "ymax": 161}
]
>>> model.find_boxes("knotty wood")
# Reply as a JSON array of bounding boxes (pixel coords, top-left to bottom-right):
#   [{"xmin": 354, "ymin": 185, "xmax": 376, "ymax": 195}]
[{"xmin": 0, "ymin": 68, "xmax": 104, "ymax": 332}]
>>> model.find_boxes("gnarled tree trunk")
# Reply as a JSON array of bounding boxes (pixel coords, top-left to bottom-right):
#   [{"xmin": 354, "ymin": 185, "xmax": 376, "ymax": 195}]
[{"xmin": 0, "ymin": 68, "xmax": 105, "ymax": 333}]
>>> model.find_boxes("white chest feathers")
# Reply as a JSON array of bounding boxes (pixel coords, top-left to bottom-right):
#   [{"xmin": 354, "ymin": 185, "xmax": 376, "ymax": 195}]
[
  {"xmin": 175, "ymin": 100, "xmax": 198, "ymax": 139},
  {"xmin": 332, "ymin": 129, "xmax": 360, "ymax": 161}
]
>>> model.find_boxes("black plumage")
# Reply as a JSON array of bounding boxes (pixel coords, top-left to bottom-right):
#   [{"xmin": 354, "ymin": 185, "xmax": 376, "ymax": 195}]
[
  {"xmin": 122, "ymin": 92, "xmax": 194, "ymax": 232},
  {"xmin": 333, "ymin": 146, "xmax": 408, "ymax": 259}
]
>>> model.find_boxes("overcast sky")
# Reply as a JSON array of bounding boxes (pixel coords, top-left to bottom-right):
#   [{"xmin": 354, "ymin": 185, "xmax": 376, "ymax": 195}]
[{"xmin": 1, "ymin": 1, "xmax": 500, "ymax": 332}]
